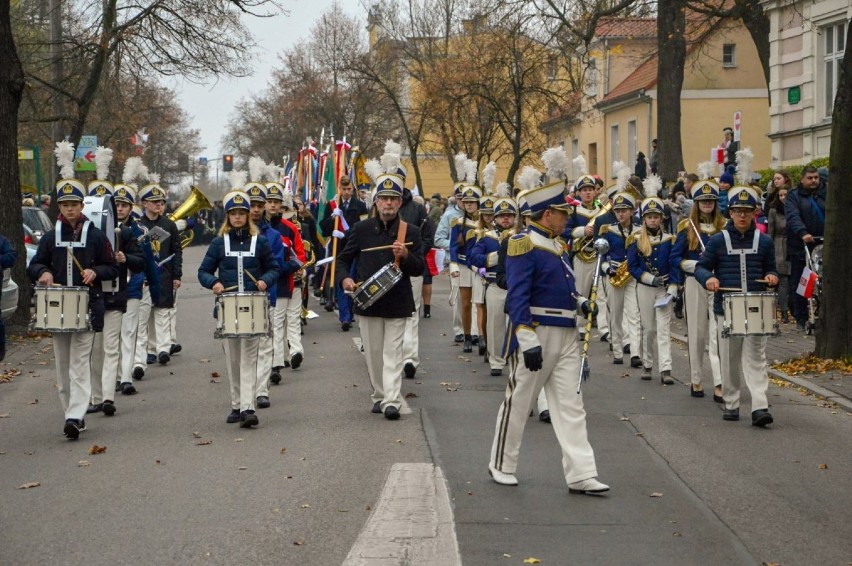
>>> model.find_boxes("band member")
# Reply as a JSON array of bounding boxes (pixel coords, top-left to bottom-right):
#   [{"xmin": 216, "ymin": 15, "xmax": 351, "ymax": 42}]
[
  {"xmin": 27, "ymin": 141, "xmax": 119, "ymax": 439},
  {"xmin": 320, "ymin": 175, "xmax": 368, "ymax": 331},
  {"xmin": 488, "ymin": 181, "xmax": 608, "ymax": 494},
  {"xmin": 113, "ymin": 183, "xmax": 159, "ymax": 394},
  {"xmin": 567, "ymin": 156, "xmax": 608, "ymax": 340},
  {"xmin": 471, "ymin": 188, "xmax": 516, "ymax": 376},
  {"xmin": 86, "ymin": 170, "xmax": 146, "ymax": 416},
  {"xmin": 137, "ymin": 180, "xmax": 182, "ymax": 366},
  {"xmin": 627, "ymin": 174, "xmax": 677, "ymax": 384},
  {"xmin": 473, "ymin": 192, "xmax": 495, "ymax": 357},
  {"xmin": 671, "ymin": 163, "xmax": 726, "ymax": 400},
  {"xmin": 450, "ymin": 182, "xmax": 482, "ymax": 354},
  {"xmin": 198, "ymin": 190, "xmax": 279, "ymax": 428},
  {"xmin": 599, "ymin": 190, "xmax": 641, "ymax": 365},
  {"xmin": 695, "ymin": 149, "xmax": 778, "ymax": 426},
  {"xmin": 337, "ymin": 173, "xmax": 425, "ymax": 420},
  {"xmin": 265, "ymin": 183, "xmax": 307, "ymax": 382},
  {"xmin": 434, "ymin": 167, "xmax": 467, "ymax": 343}
]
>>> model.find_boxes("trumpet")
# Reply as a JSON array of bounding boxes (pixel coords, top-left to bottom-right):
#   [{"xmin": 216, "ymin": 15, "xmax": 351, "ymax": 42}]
[
  {"xmin": 608, "ymin": 260, "xmax": 632, "ymax": 288},
  {"xmin": 169, "ymin": 186, "xmax": 213, "ymax": 248}
]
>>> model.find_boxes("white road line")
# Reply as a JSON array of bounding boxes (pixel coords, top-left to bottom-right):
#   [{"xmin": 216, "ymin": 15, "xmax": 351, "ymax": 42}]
[{"xmin": 342, "ymin": 463, "xmax": 462, "ymax": 566}]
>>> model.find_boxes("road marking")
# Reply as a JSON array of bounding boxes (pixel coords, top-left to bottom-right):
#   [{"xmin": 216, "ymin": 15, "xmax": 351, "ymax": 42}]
[{"xmin": 342, "ymin": 463, "xmax": 461, "ymax": 566}]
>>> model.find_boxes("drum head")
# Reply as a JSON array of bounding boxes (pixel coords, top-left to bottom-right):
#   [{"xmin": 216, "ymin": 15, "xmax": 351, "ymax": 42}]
[{"xmin": 83, "ymin": 195, "xmax": 116, "ymax": 250}]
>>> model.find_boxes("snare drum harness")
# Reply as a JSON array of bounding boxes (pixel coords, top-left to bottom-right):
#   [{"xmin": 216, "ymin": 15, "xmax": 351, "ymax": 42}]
[
  {"xmin": 720, "ymin": 229, "xmax": 760, "ymax": 292},
  {"xmin": 54, "ymin": 220, "xmax": 91, "ymax": 284},
  {"xmin": 224, "ymin": 234, "xmax": 258, "ymax": 292}
]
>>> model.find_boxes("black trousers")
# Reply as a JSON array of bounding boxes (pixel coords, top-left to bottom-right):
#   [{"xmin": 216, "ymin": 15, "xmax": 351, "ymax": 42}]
[{"xmin": 789, "ymin": 255, "xmax": 808, "ymax": 323}]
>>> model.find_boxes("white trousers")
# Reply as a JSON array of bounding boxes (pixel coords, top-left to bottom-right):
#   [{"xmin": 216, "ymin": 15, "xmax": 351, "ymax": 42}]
[
  {"xmin": 169, "ymin": 305, "xmax": 177, "ymax": 343},
  {"xmin": 279, "ymin": 295, "xmax": 304, "ymax": 361},
  {"xmin": 223, "ymin": 337, "xmax": 260, "ymax": 411},
  {"xmin": 53, "ymin": 332, "xmax": 95, "ymax": 421},
  {"xmin": 256, "ymin": 331, "xmax": 274, "ymax": 398},
  {"xmin": 574, "ymin": 259, "xmax": 608, "ymax": 334},
  {"xmin": 472, "ymin": 271, "xmax": 485, "ymax": 304},
  {"xmin": 451, "ymin": 276, "xmax": 463, "ymax": 337},
  {"xmin": 150, "ymin": 308, "xmax": 171, "ymax": 355},
  {"xmin": 270, "ymin": 301, "xmax": 288, "ymax": 369},
  {"xmin": 485, "ymin": 284, "xmax": 507, "ymax": 369},
  {"xmin": 134, "ymin": 287, "xmax": 152, "ymax": 368},
  {"xmin": 91, "ymin": 311, "xmax": 123, "ymax": 404},
  {"xmin": 360, "ymin": 316, "xmax": 406, "ymax": 411},
  {"xmin": 623, "ymin": 280, "xmax": 641, "ymax": 355},
  {"xmin": 536, "ymin": 388, "xmax": 549, "ymax": 414},
  {"xmin": 606, "ymin": 278, "xmax": 627, "ymax": 357},
  {"xmin": 490, "ymin": 326, "xmax": 598, "ymax": 484},
  {"xmin": 715, "ymin": 315, "xmax": 769, "ymax": 412},
  {"xmin": 119, "ymin": 299, "xmax": 140, "ymax": 384},
  {"xmin": 636, "ymin": 284, "xmax": 672, "ymax": 371},
  {"xmin": 402, "ymin": 276, "xmax": 423, "ymax": 368},
  {"xmin": 684, "ymin": 277, "xmax": 722, "ymax": 387}
]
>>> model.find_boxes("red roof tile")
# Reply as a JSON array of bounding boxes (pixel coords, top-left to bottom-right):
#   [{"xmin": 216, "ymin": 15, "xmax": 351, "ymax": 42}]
[
  {"xmin": 599, "ymin": 54, "xmax": 658, "ymax": 105},
  {"xmin": 595, "ymin": 17, "xmax": 657, "ymax": 39}
]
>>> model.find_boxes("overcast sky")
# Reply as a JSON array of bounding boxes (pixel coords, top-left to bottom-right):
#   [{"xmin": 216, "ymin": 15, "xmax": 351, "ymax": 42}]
[{"xmin": 172, "ymin": 0, "xmax": 354, "ymax": 162}]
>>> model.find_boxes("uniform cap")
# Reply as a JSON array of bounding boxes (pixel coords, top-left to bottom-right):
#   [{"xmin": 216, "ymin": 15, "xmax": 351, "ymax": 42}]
[
  {"xmin": 55, "ymin": 179, "xmax": 86, "ymax": 202},
  {"xmin": 113, "ymin": 184, "xmax": 137, "ymax": 205},
  {"xmin": 244, "ymin": 182, "xmax": 267, "ymax": 203},
  {"xmin": 224, "ymin": 190, "xmax": 250, "ymax": 212},
  {"xmin": 139, "ymin": 184, "xmax": 166, "ymax": 202}
]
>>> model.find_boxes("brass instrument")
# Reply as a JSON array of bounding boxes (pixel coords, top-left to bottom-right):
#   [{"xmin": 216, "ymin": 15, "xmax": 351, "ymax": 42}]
[
  {"xmin": 169, "ymin": 186, "xmax": 213, "ymax": 248},
  {"xmin": 609, "ymin": 260, "xmax": 632, "ymax": 288},
  {"xmin": 573, "ymin": 183, "xmax": 643, "ymax": 262}
]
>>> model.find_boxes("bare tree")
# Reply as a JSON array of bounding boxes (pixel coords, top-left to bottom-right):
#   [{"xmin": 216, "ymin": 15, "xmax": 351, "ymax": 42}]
[
  {"xmin": 655, "ymin": 0, "xmax": 686, "ymax": 181},
  {"xmin": 815, "ymin": 24, "xmax": 852, "ymax": 359}
]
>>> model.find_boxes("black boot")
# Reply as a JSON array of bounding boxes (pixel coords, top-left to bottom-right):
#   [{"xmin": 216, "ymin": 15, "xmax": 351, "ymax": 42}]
[
  {"xmin": 463, "ymin": 335, "xmax": 473, "ymax": 353},
  {"xmin": 478, "ymin": 336, "xmax": 487, "ymax": 356},
  {"xmin": 423, "ymin": 304, "xmax": 431, "ymax": 318}
]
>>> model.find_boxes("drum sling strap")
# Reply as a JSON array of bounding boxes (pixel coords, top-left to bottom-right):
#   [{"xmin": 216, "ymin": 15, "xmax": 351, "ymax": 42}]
[
  {"xmin": 55, "ymin": 220, "xmax": 91, "ymax": 284},
  {"xmin": 394, "ymin": 220, "xmax": 407, "ymax": 268},
  {"xmin": 224, "ymin": 234, "xmax": 258, "ymax": 292},
  {"xmin": 720, "ymin": 229, "xmax": 760, "ymax": 291}
]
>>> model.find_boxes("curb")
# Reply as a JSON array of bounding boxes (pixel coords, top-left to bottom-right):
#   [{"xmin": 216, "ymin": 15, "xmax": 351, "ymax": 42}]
[{"xmin": 670, "ymin": 331, "xmax": 852, "ymax": 413}]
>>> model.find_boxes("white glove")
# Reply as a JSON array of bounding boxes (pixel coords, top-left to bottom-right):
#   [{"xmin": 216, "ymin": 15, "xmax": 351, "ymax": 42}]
[
  {"xmin": 332, "ymin": 230, "xmax": 345, "ymax": 239},
  {"xmin": 449, "ymin": 262, "xmax": 460, "ymax": 277},
  {"xmin": 667, "ymin": 284, "xmax": 679, "ymax": 297},
  {"xmin": 331, "ymin": 208, "xmax": 343, "ymax": 218}
]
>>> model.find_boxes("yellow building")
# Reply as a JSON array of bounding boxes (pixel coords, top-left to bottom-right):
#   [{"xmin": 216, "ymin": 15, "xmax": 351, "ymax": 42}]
[{"xmin": 545, "ymin": 16, "xmax": 771, "ymax": 183}]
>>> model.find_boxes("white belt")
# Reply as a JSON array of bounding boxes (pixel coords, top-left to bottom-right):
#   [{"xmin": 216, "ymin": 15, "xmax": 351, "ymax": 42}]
[{"xmin": 530, "ymin": 306, "xmax": 576, "ymax": 318}]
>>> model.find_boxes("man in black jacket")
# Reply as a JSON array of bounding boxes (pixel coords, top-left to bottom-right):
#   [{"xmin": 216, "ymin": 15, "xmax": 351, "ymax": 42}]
[
  {"xmin": 338, "ymin": 174, "xmax": 425, "ymax": 420},
  {"xmin": 321, "ymin": 176, "xmax": 369, "ymax": 330}
]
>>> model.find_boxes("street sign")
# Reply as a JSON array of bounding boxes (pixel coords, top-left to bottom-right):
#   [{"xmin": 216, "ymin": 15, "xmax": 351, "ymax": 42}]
[
  {"xmin": 733, "ymin": 111, "xmax": 742, "ymax": 143},
  {"xmin": 18, "ymin": 149, "xmax": 34, "ymax": 160},
  {"xmin": 198, "ymin": 157, "xmax": 208, "ymax": 166},
  {"xmin": 788, "ymin": 86, "xmax": 801, "ymax": 105},
  {"xmin": 74, "ymin": 135, "xmax": 98, "ymax": 172},
  {"xmin": 79, "ymin": 135, "xmax": 98, "ymax": 148}
]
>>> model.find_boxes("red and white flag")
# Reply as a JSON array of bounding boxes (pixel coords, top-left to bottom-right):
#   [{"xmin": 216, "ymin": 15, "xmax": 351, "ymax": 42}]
[{"xmin": 796, "ymin": 267, "xmax": 817, "ymax": 298}]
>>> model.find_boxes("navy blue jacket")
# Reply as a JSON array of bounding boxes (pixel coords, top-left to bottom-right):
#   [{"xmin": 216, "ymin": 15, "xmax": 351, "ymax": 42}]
[
  {"xmin": 0, "ymin": 234, "xmax": 17, "ymax": 270},
  {"xmin": 784, "ymin": 181, "xmax": 826, "ymax": 259},
  {"xmin": 103, "ymin": 224, "xmax": 145, "ymax": 312},
  {"xmin": 695, "ymin": 221, "xmax": 778, "ymax": 315},
  {"xmin": 125, "ymin": 219, "xmax": 161, "ymax": 303},
  {"xmin": 197, "ymin": 228, "xmax": 280, "ymax": 293}
]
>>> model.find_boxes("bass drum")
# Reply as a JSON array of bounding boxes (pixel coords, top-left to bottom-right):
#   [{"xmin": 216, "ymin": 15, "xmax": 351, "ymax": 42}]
[{"xmin": 82, "ymin": 195, "xmax": 116, "ymax": 251}]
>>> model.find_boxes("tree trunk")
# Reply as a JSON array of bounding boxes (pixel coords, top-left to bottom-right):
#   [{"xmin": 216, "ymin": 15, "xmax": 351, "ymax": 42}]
[
  {"xmin": 0, "ymin": 0, "xmax": 32, "ymax": 324},
  {"xmin": 815, "ymin": 24, "xmax": 852, "ymax": 359},
  {"xmin": 655, "ymin": 0, "xmax": 686, "ymax": 183},
  {"xmin": 737, "ymin": 0, "xmax": 770, "ymax": 94}
]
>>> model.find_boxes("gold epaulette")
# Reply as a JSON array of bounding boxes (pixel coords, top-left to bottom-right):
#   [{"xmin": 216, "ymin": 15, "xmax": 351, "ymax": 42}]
[
  {"xmin": 677, "ymin": 218, "xmax": 692, "ymax": 234},
  {"xmin": 626, "ymin": 233, "xmax": 637, "ymax": 247},
  {"xmin": 599, "ymin": 224, "xmax": 609, "ymax": 235},
  {"xmin": 465, "ymin": 228, "xmax": 477, "ymax": 241},
  {"xmin": 507, "ymin": 233, "xmax": 533, "ymax": 257},
  {"xmin": 555, "ymin": 236, "xmax": 568, "ymax": 251},
  {"xmin": 451, "ymin": 216, "xmax": 463, "ymax": 228},
  {"xmin": 499, "ymin": 228, "xmax": 516, "ymax": 243}
]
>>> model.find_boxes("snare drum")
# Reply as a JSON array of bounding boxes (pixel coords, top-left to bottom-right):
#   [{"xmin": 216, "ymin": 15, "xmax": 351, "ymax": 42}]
[
  {"xmin": 33, "ymin": 286, "xmax": 91, "ymax": 332},
  {"xmin": 215, "ymin": 292, "xmax": 270, "ymax": 338},
  {"xmin": 351, "ymin": 263, "xmax": 402, "ymax": 310},
  {"xmin": 721, "ymin": 292, "xmax": 778, "ymax": 337}
]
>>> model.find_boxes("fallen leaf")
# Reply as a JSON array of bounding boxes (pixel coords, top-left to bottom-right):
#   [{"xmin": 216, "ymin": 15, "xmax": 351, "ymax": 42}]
[
  {"xmin": 0, "ymin": 413, "xmax": 9, "ymax": 418},
  {"xmin": 192, "ymin": 431, "xmax": 202, "ymax": 438},
  {"xmin": 404, "ymin": 392, "xmax": 418, "ymax": 398},
  {"xmin": 30, "ymin": 399, "xmax": 39, "ymax": 404},
  {"xmin": 467, "ymin": 492, "xmax": 474, "ymax": 496},
  {"xmin": 620, "ymin": 417, "xmax": 630, "ymax": 421},
  {"xmin": 673, "ymin": 532, "xmax": 682, "ymax": 537},
  {"xmin": 280, "ymin": 448, "xmax": 286, "ymax": 454},
  {"xmin": 366, "ymin": 505, "xmax": 371, "ymax": 511},
  {"xmin": 155, "ymin": 459, "xmax": 162, "ymax": 464},
  {"xmin": 293, "ymin": 541, "xmax": 304, "ymax": 546},
  {"xmin": 18, "ymin": 481, "xmax": 40, "ymax": 489},
  {"xmin": 503, "ymin": 554, "xmax": 511, "ymax": 558},
  {"xmin": 196, "ymin": 440, "xmax": 212, "ymax": 446},
  {"xmin": 87, "ymin": 444, "xmax": 107, "ymax": 455},
  {"xmin": 235, "ymin": 438, "xmax": 243, "ymax": 442},
  {"xmin": 78, "ymin": 460, "xmax": 91, "ymax": 467},
  {"xmin": 199, "ymin": 358, "xmax": 210, "ymax": 363},
  {"xmin": 523, "ymin": 559, "xmax": 541, "ymax": 564},
  {"xmin": 238, "ymin": 466, "xmax": 247, "ymax": 470},
  {"xmin": 818, "ymin": 463, "xmax": 828, "ymax": 470},
  {"xmin": 650, "ymin": 492, "xmax": 663, "ymax": 497},
  {"xmin": 395, "ymin": 439, "xmax": 403, "ymax": 444},
  {"xmin": 210, "ymin": 378, "xmax": 220, "ymax": 384},
  {"xmin": 337, "ymin": 509, "xmax": 349, "ymax": 513},
  {"xmin": 300, "ymin": 504, "xmax": 310, "ymax": 508},
  {"xmin": 211, "ymin": 372, "xmax": 220, "ymax": 378}
]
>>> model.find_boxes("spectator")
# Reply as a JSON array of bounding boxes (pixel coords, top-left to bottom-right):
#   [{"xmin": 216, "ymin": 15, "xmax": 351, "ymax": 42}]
[
  {"xmin": 763, "ymin": 170, "xmax": 791, "ymax": 216},
  {"xmin": 717, "ymin": 168, "xmax": 734, "ymax": 216},
  {"xmin": 212, "ymin": 200, "xmax": 225, "ymax": 231},
  {"xmin": 721, "ymin": 127, "xmax": 739, "ymax": 171},
  {"xmin": 649, "ymin": 139, "xmax": 659, "ymax": 174},
  {"xmin": 428, "ymin": 193, "xmax": 443, "ymax": 227},
  {"xmin": 40, "ymin": 195, "xmax": 51, "ymax": 214},
  {"xmin": 784, "ymin": 166, "xmax": 825, "ymax": 331},
  {"xmin": 768, "ymin": 187, "xmax": 791, "ymax": 323},
  {"xmin": 22, "ymin": 197, "xmax": 35, "ymax": 207},
  {"xmin": 635, "ymin": 151, "xmax": 648, "ymax": 180}
]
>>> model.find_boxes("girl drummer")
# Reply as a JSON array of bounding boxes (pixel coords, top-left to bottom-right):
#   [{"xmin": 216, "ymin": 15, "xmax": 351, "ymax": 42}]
[
  {"xmin": 198, "ymin": 190, "xmax": 279, "ymax": 428},
  {"xmin": 449, "ymin": 185, "xmax": 482, "ymax": 353},
  {"xmin": 627, "ymin": 174, "xmax": 677, "ymax": 385},
  {"xmin": 670, "ymin": 165, "xmax": 726, "ymax": 401}
]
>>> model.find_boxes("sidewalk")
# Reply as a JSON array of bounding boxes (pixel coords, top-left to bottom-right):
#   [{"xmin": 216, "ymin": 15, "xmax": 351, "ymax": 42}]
[{"xmin": 669, "ymin": 315, "xmax": 852, "ymax": 412}]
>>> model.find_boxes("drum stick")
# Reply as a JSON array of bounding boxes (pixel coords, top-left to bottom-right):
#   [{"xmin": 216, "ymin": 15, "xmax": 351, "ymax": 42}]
[
  {"xmin": 244, "ymin": 270, "xmax": 260, "ymax": 285},
  {"xmin": 70, "ymin": 253, "xmax": 91, "ymax": 285},
  {"xmin": 360, "ymin": 241, "xmax": 413, "ymax": 253},
  {"xmin": 718, "ymin": 287, "xmax": 742, "ymax": 292},
  {"xmin": 223, "ymin": 285, "xmax": 238, "ymax": 292}
]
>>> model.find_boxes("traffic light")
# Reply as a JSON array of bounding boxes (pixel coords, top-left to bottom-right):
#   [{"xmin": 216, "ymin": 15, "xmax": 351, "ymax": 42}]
[{"xmin": 223, "ymin": 154, "xmax": 233, "ymax": 172}]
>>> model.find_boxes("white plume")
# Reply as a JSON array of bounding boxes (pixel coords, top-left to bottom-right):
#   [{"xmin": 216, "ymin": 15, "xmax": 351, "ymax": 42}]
[
  {"xmin": 517, "ymin": 166, "xmax": 542, "ymax": 192},
  {"xmin": 265, "ymin": 161, "xmax": 283, "ymax": 183},
  {"xmin": 147, "ymin": 172, "xmax": 160, "ymax": 184},
  {"xmin": 380, "ymin": 139, "xmax": 402, "ymax": 173},
  {"xmin": 642, "ymin": 173, "xmax": 663, "ymax": 198},
  {"xmin": 454, "ymin": 153, "xmax": 468, "ymax": 182},
  {"xmin": 94, "ymin": 146, "xmax": 113, "ymax": 181},
  {"xmin": 364, "ymin": 159, "xmax": 384, "ymax": 182},
  {"xmin": 249, "ymin": 156, "xmax": 266, "ymax": 182},
  {"xmin": 281, "ymin": 189, "xmax": 294, "ymax": 210},
  {"xmin": 542, "ymin": 146, "xmax": 570, "ymax": 181},
  {"xmin": 481, "ymin": 161, "xmax": 497, "ymax": 194},
  {"xmin": 228, "ymin": 170, "xmax": 248, "ymax": 189},
  {"xmin": 735, "ymin": 147, "xmax": 754, "ymax": 186},
  {"xmin": 122, "ymin": 157, "xmax": 146, "ymax": 184},
  {"xmin": 613, "ymin": 160, "xmax": 631, "ymax": 191},
  {"xmin": 495, "ymin": 182, "xmax": 512, "ymax": 198},
  {"xmin": 54, "ymin": 141, "xmax": 75, "ymax": 179},
  {"xmin": 572, "ymin": 154, "xmax": 588, "ymax": 176},
  {"xmin": 463, "ymin": 159, "xmax": 478, "ymax": 184},
  {"xmin": 696, "ymin": 161, "xmax": 716, "ymax": 180}
]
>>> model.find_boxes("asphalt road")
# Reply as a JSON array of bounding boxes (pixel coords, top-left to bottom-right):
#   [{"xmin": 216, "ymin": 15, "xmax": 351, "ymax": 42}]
[{"xmin": 1, "ymin": 245, "xmax": 850, "ymax": 565}]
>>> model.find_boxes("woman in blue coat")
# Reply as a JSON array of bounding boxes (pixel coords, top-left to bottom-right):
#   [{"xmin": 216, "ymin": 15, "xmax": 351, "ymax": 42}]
[{"xmin": 198, "ymin": 190, "xmax": 279, "ymax": 428}]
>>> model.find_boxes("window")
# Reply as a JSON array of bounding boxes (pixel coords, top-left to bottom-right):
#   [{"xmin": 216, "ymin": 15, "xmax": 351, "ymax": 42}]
[
  {"xmin": 610, "ymin": 125, "xmax": 620, "ymax": 164},
  {"xmin": 823, "ymin": 21, "xmax": 847, "ymax": 117},
  {"xmin": 585, "ymin": 60, "xmax": 599, "ymax": 97},
  {"xmin": 627, "ymin": 120, "xmax": 637, "ymax": 164},
  {"xmin": 723, "ymin": 44, "xmax": 736, "ymax": 68}
]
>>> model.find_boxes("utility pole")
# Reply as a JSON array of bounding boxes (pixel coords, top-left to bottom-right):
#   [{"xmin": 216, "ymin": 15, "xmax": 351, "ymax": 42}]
[{"xmin": 49, "ymin": 0, "xmax": 63, "ymax": 189}]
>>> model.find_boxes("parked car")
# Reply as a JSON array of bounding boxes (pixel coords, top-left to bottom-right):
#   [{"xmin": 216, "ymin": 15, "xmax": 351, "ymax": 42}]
[
  {"xmin": 22, "ymin": 206, "xmax": 52, "ymax": 245},
  {"xmin": 1, "ymin": 269, "xmax": 18, "ymax": 320}
]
